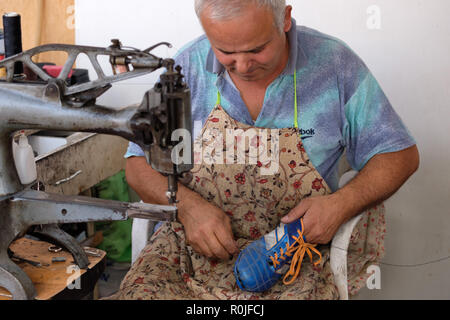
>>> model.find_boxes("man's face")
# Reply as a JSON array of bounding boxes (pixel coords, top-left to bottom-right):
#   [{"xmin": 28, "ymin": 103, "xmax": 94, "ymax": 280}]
[{"xmin": 201, "ymin": 5, "xmax": 292, "ymax": 82}]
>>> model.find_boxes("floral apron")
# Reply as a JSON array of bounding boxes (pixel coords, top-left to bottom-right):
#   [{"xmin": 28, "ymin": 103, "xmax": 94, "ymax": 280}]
[{"xmin": 109, "ymin": 74, "xmax": 386, "ymax": 300}]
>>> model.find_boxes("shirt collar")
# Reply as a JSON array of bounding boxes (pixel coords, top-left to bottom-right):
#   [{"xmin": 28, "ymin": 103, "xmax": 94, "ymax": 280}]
[{"xmin": 205, "ymin": 18, "xmax": 307, "ymax": 76}]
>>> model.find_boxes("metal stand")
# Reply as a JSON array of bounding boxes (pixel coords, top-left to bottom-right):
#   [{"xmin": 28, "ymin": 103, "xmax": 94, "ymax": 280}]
[
  {"xmin": 0, "ymin": 190, "xmax": 177, "ymax": 299},
  {"xmin": 0, "ymin": 252, "xmax": 35, "ymax": 300}
]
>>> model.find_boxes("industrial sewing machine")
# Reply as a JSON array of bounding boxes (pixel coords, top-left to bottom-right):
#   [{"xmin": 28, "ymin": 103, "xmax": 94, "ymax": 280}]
[{"xmin": 0, "ymin": 39, "xmax": 193, "ymax": 299}]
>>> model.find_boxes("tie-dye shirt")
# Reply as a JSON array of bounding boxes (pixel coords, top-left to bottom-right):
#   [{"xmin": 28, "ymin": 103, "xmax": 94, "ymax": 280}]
[{"xmin": 125, "ymin": 19, "xmax": 415, "ymax": 192}]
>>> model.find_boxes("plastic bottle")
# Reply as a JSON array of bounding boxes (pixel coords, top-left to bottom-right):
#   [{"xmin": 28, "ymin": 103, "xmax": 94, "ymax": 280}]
[{"xmin": 13, "ymin": 131, "xmax": 37, "ymax": 185}]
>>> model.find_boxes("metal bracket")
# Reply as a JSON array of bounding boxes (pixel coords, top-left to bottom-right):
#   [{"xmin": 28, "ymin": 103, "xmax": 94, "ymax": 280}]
[{"xmin": 0, "ymin": 40, "xmax": 170, "ymax": 107}]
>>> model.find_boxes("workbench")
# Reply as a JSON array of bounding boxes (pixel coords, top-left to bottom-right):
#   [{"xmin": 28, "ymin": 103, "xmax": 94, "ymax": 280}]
[
  {"xmin": 0, "ymin": 238, "xmax": 106, "ymax": 300},
  {"xmin": 1, "ymin": 132, "xmax": 129, "ymax": 300}
]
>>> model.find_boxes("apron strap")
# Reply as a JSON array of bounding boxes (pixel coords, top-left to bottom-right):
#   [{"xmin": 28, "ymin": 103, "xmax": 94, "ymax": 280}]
[
  {"xmin": 216, "ymin": 69, "xmax": 299, "ymax": 129},
  {"xmin": 294, "ymin": 70, "xmax": 299, "ymax": 129},
  {"xmin": 216, "ymin": 90, "xmax": 221, "ymax": 106}
]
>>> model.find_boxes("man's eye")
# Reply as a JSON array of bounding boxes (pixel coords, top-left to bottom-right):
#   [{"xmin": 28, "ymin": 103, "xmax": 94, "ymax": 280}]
[
  {"xmin": 250, "ymin": 47, "xmax": 267, "ymax": 54},
  {"xmin": 218, "ymin": 47, "xmax": 265, "ymax": 55}
]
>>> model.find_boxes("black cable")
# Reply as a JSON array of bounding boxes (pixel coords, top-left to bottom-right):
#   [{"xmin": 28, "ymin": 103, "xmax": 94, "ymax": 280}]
[{"xmin": 330, "ymin": 244, "xmax": 450, "ymax": 268}]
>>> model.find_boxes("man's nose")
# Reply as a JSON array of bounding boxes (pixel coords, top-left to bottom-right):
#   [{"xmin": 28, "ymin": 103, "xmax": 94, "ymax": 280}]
[{"xmin": 234, "ymin": 56, "xmax": 251, "ymax": 74}]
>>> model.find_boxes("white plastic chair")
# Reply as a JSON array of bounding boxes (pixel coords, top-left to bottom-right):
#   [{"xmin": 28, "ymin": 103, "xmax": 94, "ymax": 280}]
[
  {"xmin": 330, "ymin": 169, "xmax": 362, "ymax": 300},
  {"xmin": 131, "ymin": 216, "xmax": 155, "ymax": 264},
  {"xmin": 131, "ymin": 160, "xmax": 361, "ymax": 300}
]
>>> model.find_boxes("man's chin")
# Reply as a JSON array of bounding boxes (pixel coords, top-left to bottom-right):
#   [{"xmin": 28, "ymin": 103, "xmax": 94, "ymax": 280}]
[{"xmin": 234, "ymin": 72, "xmax": 265, "ymax": 82}]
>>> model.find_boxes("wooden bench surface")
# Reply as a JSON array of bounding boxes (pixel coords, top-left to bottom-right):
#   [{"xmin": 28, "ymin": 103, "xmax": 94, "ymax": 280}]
[{"xmin": 0, "ymin": 238, "xmax": 106, "ymax": 300}]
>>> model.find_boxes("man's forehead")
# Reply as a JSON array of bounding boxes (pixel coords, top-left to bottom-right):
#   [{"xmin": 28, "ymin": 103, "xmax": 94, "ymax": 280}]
[
  {"xmin": 205, "ymin": 23, "xmax": 275, "ymax": 53},
  {"xmin": 201, "ymin": 5, "xmax": 277, "ymax": 50}
]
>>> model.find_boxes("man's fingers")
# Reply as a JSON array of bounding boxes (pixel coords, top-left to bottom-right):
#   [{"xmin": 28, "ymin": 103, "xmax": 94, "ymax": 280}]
[
  {"xmin": 301, "ymin": 212, "xmax": 314, "ymax": 243},
  {"xmin": 203, "ymin": 221, "xmax": 238, "ymax": 260},
  {"xmin": 281, "ymin": 198, "xmax": 311, "ymax": 223},
  {"xmin": 222, "ymin": 216, "xmax": 240, "ymax": 253},
  {"xmin": 187, "ymin": 231, "xmax": 214, "ymax": 258},
  {"xmin": 189, "ymin": 227, "xmax": 232, "ymax": 260},
  {"xmin": 208, "ymin": 233, "xmax": 231, "ymax": 260},
  {"xmin": 215, "ymin": 225, "xmax": 239, "ymax": 257},
  {"xmin": 182, "ymin": 204, "xmax": 238, "ymax": 260},
  {"xmin": 190, "ymin": 240, "xmax": 214, "ymax": 258}
]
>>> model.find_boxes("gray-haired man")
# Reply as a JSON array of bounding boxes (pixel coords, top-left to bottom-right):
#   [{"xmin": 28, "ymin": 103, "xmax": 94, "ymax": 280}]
[{"xmin": 119, "ymin": 0, "xmax": 418, "ymax": 299}]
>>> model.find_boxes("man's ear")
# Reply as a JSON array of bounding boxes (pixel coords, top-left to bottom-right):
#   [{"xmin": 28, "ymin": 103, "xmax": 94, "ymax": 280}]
[{"xmin": 284, "ymin": 5, "xmax": 293, "ymax": 32}]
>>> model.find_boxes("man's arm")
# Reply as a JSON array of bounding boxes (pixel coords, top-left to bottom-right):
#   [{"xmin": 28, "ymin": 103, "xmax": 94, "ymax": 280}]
[
  {"xmin": 281, "ymin": 145, "xmax": 420, "ymax": 244},
  {"xmin": 126, "ymin": 156, "xmax": 239, "ymax": 259}
]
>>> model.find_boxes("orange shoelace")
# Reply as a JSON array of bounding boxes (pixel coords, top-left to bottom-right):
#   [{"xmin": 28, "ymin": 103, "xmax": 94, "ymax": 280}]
[{"xmin": 269, "ymin": 219, "xmax": 322, "ymax": 285}]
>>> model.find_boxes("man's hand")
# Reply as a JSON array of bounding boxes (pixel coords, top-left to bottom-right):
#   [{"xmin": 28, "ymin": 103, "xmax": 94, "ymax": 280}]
[
  {"xmin": 126, "ymin": 156, "xmax": 239, "ymax": 260},
  {"xmin": 280, "ymin": 145, "xmax": 420, "ymax": 244},
  {"xmin": 178, "ymin": 194, "xmax": 239, "ymax": 260},
  {"xmin": 281, "ymin": 194, "xmax": 347, "ymax": 244}
]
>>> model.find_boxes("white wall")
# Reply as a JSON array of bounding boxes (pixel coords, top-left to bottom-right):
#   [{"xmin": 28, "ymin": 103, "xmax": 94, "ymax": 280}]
[{"xmin": 75, "ymin": 0, "xmax": 450, "ymax": 299}]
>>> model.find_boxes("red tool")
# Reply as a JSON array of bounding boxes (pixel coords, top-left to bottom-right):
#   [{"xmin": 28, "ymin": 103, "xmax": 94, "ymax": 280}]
[{"xmin": 42, "ymin": 65, "xmax": 73, "ymax": 79}]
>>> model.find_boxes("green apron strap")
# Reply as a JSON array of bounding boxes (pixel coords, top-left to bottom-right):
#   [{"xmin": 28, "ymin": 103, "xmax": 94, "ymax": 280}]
[
  {"xmin": 216, "ymin": 90, "xmax": 221, "ymax": 106},
  {"xmin": 294, "ymin": 70, "xmax": 299, "ymax": 129}
]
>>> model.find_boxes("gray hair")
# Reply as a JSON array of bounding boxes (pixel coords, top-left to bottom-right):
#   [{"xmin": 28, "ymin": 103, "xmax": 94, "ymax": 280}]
[{"xmin": 195, "ymin": 0, "xmax": 287, "ymax": 33}]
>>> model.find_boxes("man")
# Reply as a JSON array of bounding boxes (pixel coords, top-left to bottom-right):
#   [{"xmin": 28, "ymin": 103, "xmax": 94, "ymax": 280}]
[{"xmin": 118, "ymin": 0, "xmax": 419, "ymax": 298}]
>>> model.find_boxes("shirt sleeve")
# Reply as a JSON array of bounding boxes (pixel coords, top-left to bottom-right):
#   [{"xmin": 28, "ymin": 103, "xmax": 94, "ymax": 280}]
[
  {"xmin": 124, "ymin": 141, "xmax": 145, "ymax": 159},
  {"xmin": 342, "ymin": 71, "xmax": 416, "ymax": 171}
]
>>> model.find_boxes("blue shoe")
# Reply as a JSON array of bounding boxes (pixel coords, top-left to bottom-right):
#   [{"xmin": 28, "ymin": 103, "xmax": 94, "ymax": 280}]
[{"xmin": 234, "ymin": 219, "xmax": 322, "ymax": 292}]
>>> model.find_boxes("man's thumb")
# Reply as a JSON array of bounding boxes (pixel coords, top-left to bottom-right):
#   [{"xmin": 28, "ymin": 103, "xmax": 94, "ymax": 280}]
[{"xmin": 281, "ymin": 199, "xmax": 310, "ymax": 223}]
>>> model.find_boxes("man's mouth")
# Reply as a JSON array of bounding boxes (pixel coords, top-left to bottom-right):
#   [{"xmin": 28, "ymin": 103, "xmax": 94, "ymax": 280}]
[{"xmin": 231, "ymin": 68, "xmax": 260, "ymax": 79}]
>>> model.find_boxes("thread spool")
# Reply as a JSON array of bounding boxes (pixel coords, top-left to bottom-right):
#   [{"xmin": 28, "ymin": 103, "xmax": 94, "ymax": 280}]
[
  {"xmin": 2, "ymin": 12, "xmax": 23, "ymax": 75},
  {"xmin": 0, "ymin": 29, "xmax": 4, "ymax": 56},
  {"xmin": 0, "ymin": 29, "xmax": 5, "ymax": 78}
]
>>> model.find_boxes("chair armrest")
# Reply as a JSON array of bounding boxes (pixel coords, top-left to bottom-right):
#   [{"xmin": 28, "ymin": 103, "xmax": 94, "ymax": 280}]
[
  {"xmin": 330, "ymin": 213, "xmax": 364, "ymax": 300},
  {"xmin": 330, "ymin": 168, "xmax": 360, "ymax": 300}
]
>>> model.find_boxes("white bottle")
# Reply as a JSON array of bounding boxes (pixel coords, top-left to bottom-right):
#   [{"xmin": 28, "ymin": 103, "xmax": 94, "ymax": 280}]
[{"xmin": 13, "ymin": 132, "xmax": 37, "ymax": 185}]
